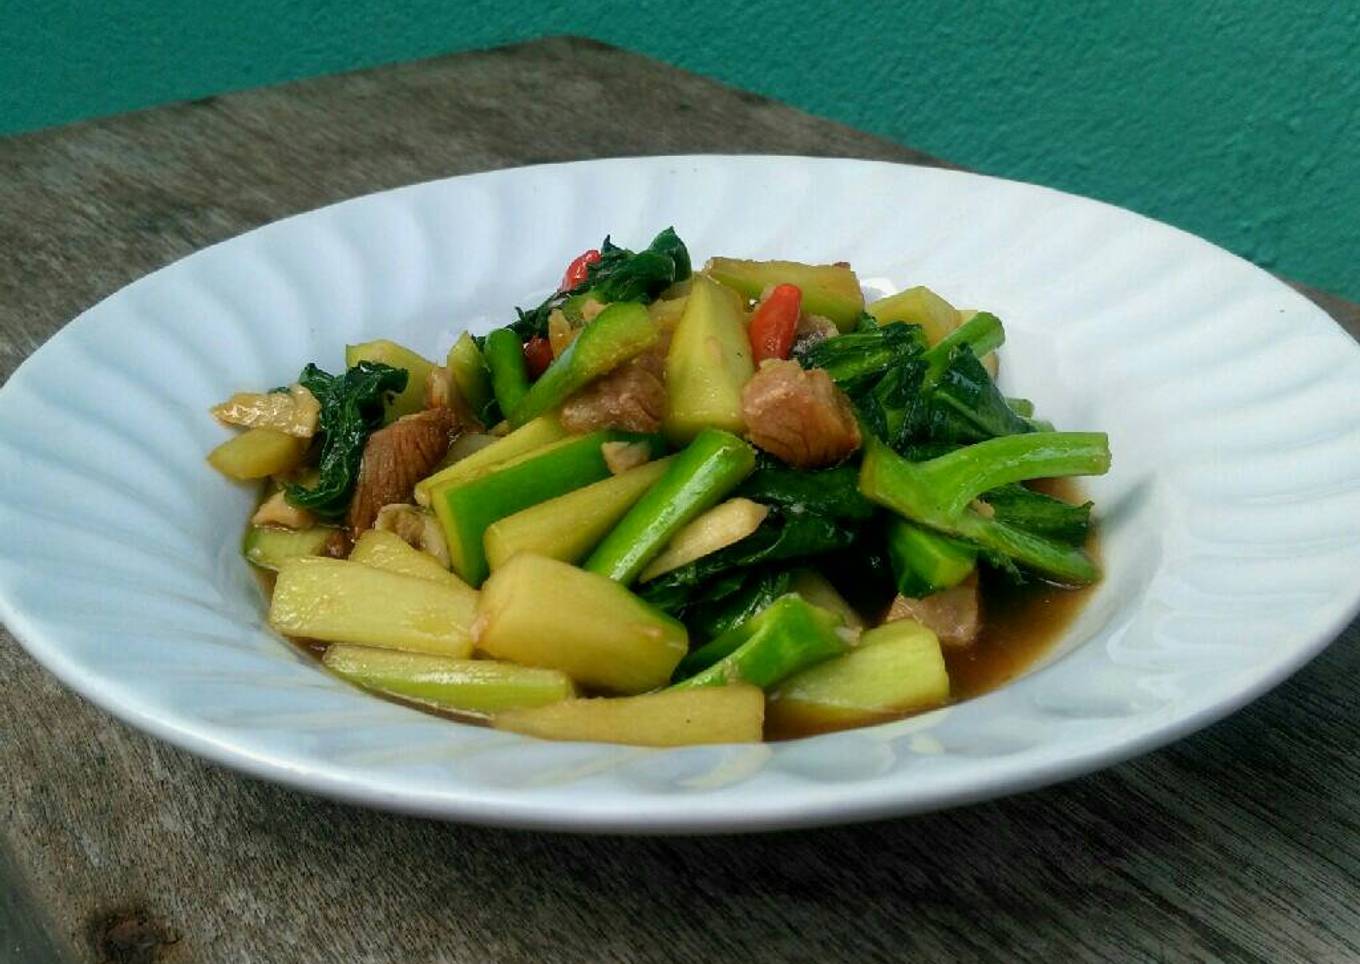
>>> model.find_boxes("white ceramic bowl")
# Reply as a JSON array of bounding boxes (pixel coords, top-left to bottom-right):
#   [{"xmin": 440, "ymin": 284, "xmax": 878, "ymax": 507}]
[{"xmin": 2, "ymin": 156, "xmax": 1358, "ymax": 833}]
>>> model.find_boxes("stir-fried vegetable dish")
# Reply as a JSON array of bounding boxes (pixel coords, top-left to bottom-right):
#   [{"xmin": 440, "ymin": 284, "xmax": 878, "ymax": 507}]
[{"xmin": 208, "ymin": 228, "xmax": 1111, "ymax": 746}]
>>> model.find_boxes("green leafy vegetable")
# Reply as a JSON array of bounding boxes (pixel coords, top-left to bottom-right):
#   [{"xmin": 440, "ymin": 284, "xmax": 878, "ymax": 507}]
[
  {"xmin": 887, "ymin": 432, "xmax": 1110, "ymax": 521},
  {"xmin": 670, "ymin": 594, "xmax": 847, "ymax": 690},
  {"xmin": 982, "ymin": 484, "xmax": 1093, "ymax": 547},
  {"xmin": 682, "ymin": 568, "xmax": 793, "ymax": 642},
  {"xmin": 798, "ymin": 311, "xmax": 1024, "ymax": 450},
  {"xmin": 638, "ymin": 508, "xmax": 857, "ymax": 619},
  {"xmin": 859, "ymin": 434, "xmax": 1109, "ymax": 585},
  {"xmin": 957, "ymin": 513, "xmax": 1097, "ymax": 587},
  {"xmin": 509, "ymin": 228, "xmax": 692, "ymax": 340},
  {"xmin": 787, "ymin": 307, "xmax": 1104, "ymax": 588},
  {"xmin": 592, "ymin": 228, "xmax": 692, "ymax": 303},
  {"xmin": 821, "ymin": 534, "xmax": 897, "ymax": 615},
  {"xmin": 925, "ymin": 346, "xmax": 1032, "ymax": 442},
  {"xmin": 284, "ymin": 361, "xmax": 408, "ymax": 519},
  {"xmin": 860, "ymin": 358, "xmax": 929, "ymax": 450},
  {"xmin": 794, "ymin": 322, "xmax": 925, "ymax": 393},
  {"xmin": 737, "ymin": 458, "xmax": 874, "ymax": 521}
]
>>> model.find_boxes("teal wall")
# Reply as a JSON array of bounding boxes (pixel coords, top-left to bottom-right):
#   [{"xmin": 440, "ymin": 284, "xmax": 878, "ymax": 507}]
[{"xmin": 3, "ymin": 2, "xmax": 1355, "ymax": 298}]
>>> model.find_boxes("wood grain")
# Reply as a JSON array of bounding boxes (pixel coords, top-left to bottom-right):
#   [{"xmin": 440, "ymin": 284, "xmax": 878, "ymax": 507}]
[{"xmin": 1, "ymin": 36, "xmax": 1357, "ymax": 964}]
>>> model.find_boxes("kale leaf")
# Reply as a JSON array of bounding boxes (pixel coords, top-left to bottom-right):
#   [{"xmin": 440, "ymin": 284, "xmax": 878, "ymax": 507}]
[
  {"xmin": 860, "ymin": 358, "xmax": 929, "ymax": 451},
  {"xmin": 797, "ymin": 319, "xmax": 1032, "ymax": 452},
  {"xmin": 283, "ymin": 361, "xmax": 408, "ymax": 519},
  {"xmin": 982, "ymin": 483, "xmax": 1092, "ymax": 547},
  {"xmin": 638, "ymin": 508, "xmax": 857, "ymax": 620},
  {"xmin": 925, "ymin": 346, "xmax": 1032, "ymax": 443},
  {"xmin": 592, "ymin": 227, "xmax": 691, "ymax": 303},
  {"xmin": 794, "ymin": 322, "xmax": 925, "ymax": 394},
  {"xmin": 820, "ymin": 533, "xmax": 899, "ymax": 617},
  {"xmin": 508, "ymin": 227, "xmax": 692, "ymax": 340},
  {"xmin": 794, "ymin": 322, "xmax": 936, "ymax": 451},
  {"xmin": 738, "ymin": 457, "xmax": 875, "ymax": 521},
  {"xmin": 682, "ymin": 569, "xmax": 794, "ymax": 641}
]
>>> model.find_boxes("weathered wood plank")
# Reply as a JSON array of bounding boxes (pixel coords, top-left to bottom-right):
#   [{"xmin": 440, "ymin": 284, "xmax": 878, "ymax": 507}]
[{"xmin": 2, "ymin": 36, "xmax": 1357, "ymax": 964}]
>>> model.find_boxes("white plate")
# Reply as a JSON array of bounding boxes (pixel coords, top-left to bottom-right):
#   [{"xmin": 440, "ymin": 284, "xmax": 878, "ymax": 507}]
[{"xmin": 2, "ymin": 155, "xmax": 1358, "ymax": 833}]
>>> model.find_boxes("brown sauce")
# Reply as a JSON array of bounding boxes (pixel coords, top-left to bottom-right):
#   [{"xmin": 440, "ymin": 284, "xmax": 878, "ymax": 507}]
[
  {"xmin": 767, "ymin": 477, "xmax": 1098, "ymax": 740},
  {"xmin": 765, "ymin": 567, "xmax": 1094, "ymax": 741},
  {"xmin": 943, "ymin": 571, "xmax": 1094, "ymax": 702},
  {"xmin": 945, "ymin": 477, "xmax": 1096, "ymax": 702},
  {"xmin": 256, "ymin": 477, "xmax": 1098, "ymax": 740}
]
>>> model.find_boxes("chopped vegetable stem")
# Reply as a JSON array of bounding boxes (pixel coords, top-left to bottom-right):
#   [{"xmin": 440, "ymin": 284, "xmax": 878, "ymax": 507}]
[
  {"xmin": 922, "ymin": 432, "xmax": 1110, "ymax": 519},
  {"xmin": 886, "ymin": 518, "xmax": 978, "ymax": 597},
  {"xmin": 585, "ymin": 428, "xmax": 757, "ymax": 584},
  {"xmin": 860, "ymin": 435, "xmax": 1107, "ymax": 585},
  {"xmin": 484, "ymin": 328, "xmax": 531, "ymax": 416},
  {"xmin": 924, "ymin": 311, "xmax": 1004, "ymax": 380},
  {"xmin": 671, "ymin": 594, "xmax": 847, "ymax": 690}
]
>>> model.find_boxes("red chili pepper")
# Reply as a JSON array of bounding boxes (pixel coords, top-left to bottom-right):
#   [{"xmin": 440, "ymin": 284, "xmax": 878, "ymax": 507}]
[
  {"xmin": 523, "ymin": 336, "xmax": 554, "ymax": 379},
  {"xmin": 560, "ymin": 248, "xmax": 601, "ymax": 292},
  {"xmin": 748, "ymin": 284, "xmax": 803, "ymax": 362}
]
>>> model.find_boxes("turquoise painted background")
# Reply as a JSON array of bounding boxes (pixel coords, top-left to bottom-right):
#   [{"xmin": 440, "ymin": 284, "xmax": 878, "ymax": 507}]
[{"xmin": 3, "ymin": 2, "xmax": 1355, "ymax": 298}]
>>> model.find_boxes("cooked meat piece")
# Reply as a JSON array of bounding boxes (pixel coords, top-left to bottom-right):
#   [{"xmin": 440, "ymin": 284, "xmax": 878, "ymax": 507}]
[
  {"xmin": 885, "ymin": 572, "xmax": 981, "ymax": 647},
  {"xmin": 250, "ymin": 489, "xmax": 314, "ymax": 529},
  {"xmin": 347, "ymin": 407, "xmax": 456, "ymax": 533},
  {"xmin": 375, "ymin": 503, "xmax": 451, "ymax": 567},
  {"xmin": 740, "ymin": 359, "xmax": 861, "ymax": 468},
  {"xmin": 560, "ymin": 352, "xmax": 666, "ymax": 434}
]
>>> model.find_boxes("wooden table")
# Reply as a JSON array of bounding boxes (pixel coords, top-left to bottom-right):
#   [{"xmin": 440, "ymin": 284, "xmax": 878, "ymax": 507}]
[{"xmin": 3, "ymin": 37, "xmax": 1357, "ymax": 964}]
